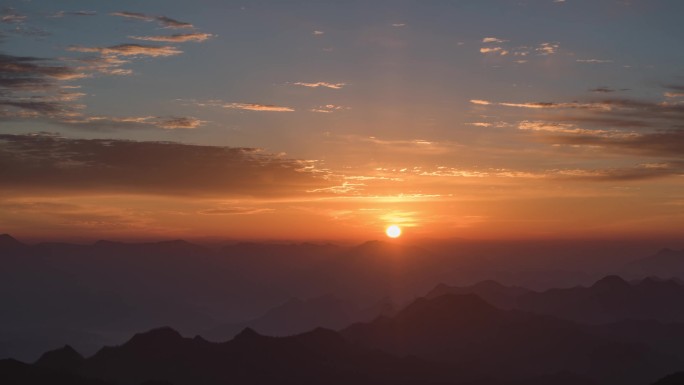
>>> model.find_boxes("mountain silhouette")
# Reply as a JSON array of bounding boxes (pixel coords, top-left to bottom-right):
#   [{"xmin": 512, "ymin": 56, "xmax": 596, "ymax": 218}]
[
  {"xmin": 515, "ymin": 275, "xmax": 684, "ymax": 323},
  {"xmin": 651, "ymin": 372, "xmax": 684, "ymax": 385},
  {"xmin": 203, "ymin": 294, "xmax": 360, "ymax": 341},
  {"xmin": 426, "ymin": 280, "xmax": 531, "ymax": 309},
  {"xmin": 7, "ymin": 325, "xmax": 611, "ymax": 385},
  {"xmin": 58, "ymin": 326, "xmax": 467, "ymax": 385},
  {"xmin": 35, "ymin": 344, "xmax": 85, "ymax": 372},
  {"xmin": 0, "ymin": 358, "xmax": 110, "ymax": 385},
  {"xmin": 342, "ymin": 293, "xmax": 677, "ymax": 385},
  {"xmin": 625, "ymin": 248, "xmax": 684, "ymax": 279}
]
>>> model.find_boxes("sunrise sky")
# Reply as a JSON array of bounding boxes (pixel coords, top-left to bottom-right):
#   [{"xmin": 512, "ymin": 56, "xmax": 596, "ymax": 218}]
[{"xmin": 1, "ymin": 0, "xmax": 683, "ymax": 241}]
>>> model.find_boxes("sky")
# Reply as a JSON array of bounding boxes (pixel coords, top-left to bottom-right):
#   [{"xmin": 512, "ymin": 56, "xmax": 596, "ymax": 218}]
[{"xmin": 1, "ymin": 0, "xmax": 683, "ymax": 242}]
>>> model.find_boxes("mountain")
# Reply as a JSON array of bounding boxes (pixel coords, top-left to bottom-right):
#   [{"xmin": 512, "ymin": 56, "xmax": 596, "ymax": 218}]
[
  {"xmin": 342, "ymin": 294, "xmax": 678, "ymax": 385},
  {"xmin": 624, "ymin": 248, "xmax": 684, "ymax": 279},
  {"xmin": 651, "ymin": 372, "xmax": 684, "ymax": 385},
  {"xmin": 515, "ymin": 275, "xmax": 684, "ymax": 324},
  {"xmin": 203, "ymin": 295, "xmax": 356, "ymax": 341},
  {"xmin": 16, "ymin": 325, "xmax": 606, "ymax": 385},
  {"xmin": 0, "ymin": 358, "xmax": 110, "ymax": 385},
  {"xmin": 425, "ymin": 280, "xmax": 531, "ymax": 309},
  {"xmin": 63, "ymin": 326, "xmax": 466, "ymax": 385},
  {"xmin": 34, "ymin": 344, "xmax": 84, "ymax": 372},
  {"xmin": 0, "ymin": 233, "xmax": 29, "ymax": 256}
]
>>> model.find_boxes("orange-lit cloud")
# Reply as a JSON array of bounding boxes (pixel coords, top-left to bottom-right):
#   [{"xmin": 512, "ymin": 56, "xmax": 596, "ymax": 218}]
[
  {"xmin": 68, "ymin": 44, "xmax": 182, "ymax": 57},
  {"xmin": 129, "ymin": 33, "xmax": 214, "ymax": 42},
  {"xmin": 293, "ymin": 81, "xmax": 346, "ymax": 89}
]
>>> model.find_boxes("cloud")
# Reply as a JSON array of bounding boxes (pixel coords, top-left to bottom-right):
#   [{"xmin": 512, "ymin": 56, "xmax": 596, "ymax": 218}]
[
  {"xmin": 480, "ymin": 47, "xmax": 508, "ymax": 55},
  {"xmin": 198, "ymin": 207, "xmax": 274, "ymax": 215},
  {"xmin": 0, "ymin": 134, "xmax": 330, "ymax": 197},
  {"xmin": 68, "ymin": 44, "xmax": 182, "ymax": 57},
  {"xmin": 312, "ymin": 30, "xmax": 324, "ymax": 36},
  {"xmin": 577, "ymin": 59, "xmax": 613, "ymax": 63},
  {"xmin": 518, "ymin": 120, "xmax": 633, "ymax": 138},
  {"xmin": 191, "ymin": 100, "xmax": 295, "ymax": 112},
  {"xmin": 293, "ymin": 81, "xmax": 345, "ymax": 89},
  {"xmin": 310, "ymin": 104, "xmax": 349, "ymax": 113},
  {"xmin": 665, "ymin": 92, "xmax": 684, "ymax": 98},
  {"xmin": 156, "ymin": 16, "xmax": 193, "ymax": 29},
  {"xmin": 536, "ymin": 42, "xmax": 559, "ymax": 55},
  {"xmin": 546, "ymin": 130, "xmax": 684, "ymax": 158},
  {"xmin": 50, "ymin": 11, "xmax": 97, "ymax": 18},
  {"xmin": 469, "ymin": 99, "xmax": 492, "ymax": 105},
  {"xmin": 129, "ymin": 33, "xmax": 213, "ymax": 43},
  {"xmin": 482, "ymin": 37, "xmax": 506, "ymax": 43},
  {"xmin": 0, "ymin": 53, "xmax": 90, "ymax": 121},
  {"xmin": 552, "ymin": 162, "xmax": 684, "ymax": 182},
  {"xmin": 1, "ymin": 8, "xmax": 26, "ymax": 24},
  {"xmin": 391, "ymin": 23, "xmax": 406, "ymax": 27},
  {"xmin": 59, "ymin": 115, "xmax": 206, "ymax": 130},
  {"xmin": 111, "ymin": 11, "xmax": 193, "ymax": 29}
]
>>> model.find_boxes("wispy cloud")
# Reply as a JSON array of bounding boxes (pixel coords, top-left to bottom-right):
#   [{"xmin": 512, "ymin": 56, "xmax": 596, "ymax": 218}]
[
  {"xmin": 226, "ymin": 103, "xmax": 294, "ymax": 112},
  {"xmin": 198, "ymin": 207, "xmax": 274, "ymax": 215},
  {"xmin": 111, "ymin": 11, "xmax": 193, "ymax": 29},
  {"xmin": 577, "ymin": 59, "xmax": 613, "ymax": 63},
  {"xmin": 129, "ymin": 33, "xmax": 214, "ymax": 43},
  {"xmin": 68, "ymin": 44, "xmax": 182, "ymax": 57},
  {"xmin": 482, "ymin": 37, "xmax": 506, "ymax": 43},
  {"xmin": 293, "ymin": 81, "xmax": 345, "ymax": 89},
  {"xmin": 480, "ymin": 47, "xmax": 508, "ymax": 55},
  {"xmin": 50, "ymin": 11, "xmax": 97, "ymax": 18},
  {"xmin": 469, "ymin": 99, "xmax": 492, "ymax": 105},
  {"xmin": 1, "ymin": 8, "xmax": 26, "ymax": 24},
  {"xmin": 536, "ymin": 42, "xmax": 559, "ymax": 55},
  {"xmin": 57, "ymin": 115, "xmax": 206, "ymax": 130},
  {"xmin": 310, "ymin": 104, "xmax": 349, "ymax": 113},
  {"xmin": 312, "ymin": 30, "xmax": 324, "ymax": 36},
  {"xmin": 391, "ymin": 23, "xmax": 406, "ymax": 27}
]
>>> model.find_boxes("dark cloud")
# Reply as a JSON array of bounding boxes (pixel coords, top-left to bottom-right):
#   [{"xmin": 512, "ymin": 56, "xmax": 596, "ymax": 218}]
[
  {"xmin": 664, "ymin": 84, "xmax": 684, "ymax": 92},
  {"xmin": 555, "ymin": 162, "xmax": 684, "ymax": 182},
  {"xmin": 0, "ymin": 134, "xmax": 330, "ymax": 197},
  {"xmin": 129, "ymin": 33, "xmax": 213, "ymax": 43},
  {"xmin": 111, "ymin": 11, "xmax": 194, "ymax": 29},
  {"xmin": 547, "ymin": 130, "xmax": 684, "ymax": 158},
  {"xmin": 0, "ymin": 53, "xmax": 86, "ymax": 120}
]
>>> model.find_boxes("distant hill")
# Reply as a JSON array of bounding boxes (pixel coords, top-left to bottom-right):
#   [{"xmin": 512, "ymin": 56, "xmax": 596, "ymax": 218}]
[
  {"xmin": 651, "ymin": 372, "xmax": 684, "ymax": 385},
  {"xmin": 425, "ymin": 280, "xmax": 531, "ymax": 309},
  {"xmin": 342, "ymin": 294, "xmax": 678, "ymax": 385},
  {"xmin": 624, "ymin": 248, "xmax": 684, "ymax": 279},
  {"xmin": 515, "ymin": 275, "xmax": 684, "ymax": 324},
  {"xmin": 202, "ymin": 294, "xmax": 396, "ymax": 342},
  {"xmin": 0, "ymin": 358, "xmax": 110, "ymax": 385},
  {"xmin": 47, "ymin": 326, "xmax": 462, "ymax": 385},
  {"xmin": 7, "ymin": 325, "xmax": 607, "ymax": 385}
]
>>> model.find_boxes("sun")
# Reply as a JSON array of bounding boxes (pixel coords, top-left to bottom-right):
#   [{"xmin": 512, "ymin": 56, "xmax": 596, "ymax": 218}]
[{"xmin": 385, "ymin": 225, "xmax": 402, "ymax": 238}]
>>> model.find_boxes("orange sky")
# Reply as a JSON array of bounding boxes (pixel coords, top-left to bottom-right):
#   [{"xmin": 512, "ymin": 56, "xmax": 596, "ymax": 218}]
[{"xmin": 1, "ymin": 1, "xmax": 683, "ymax": 242}]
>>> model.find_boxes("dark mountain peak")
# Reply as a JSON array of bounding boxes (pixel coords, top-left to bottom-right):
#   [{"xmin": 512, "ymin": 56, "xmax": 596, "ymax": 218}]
[
  {"xmin": 0, "ymin": 233, "xmax": 23, "ymax": 246},
  {"xmin": 233, "ymin": 327, "xmax": 262, "ymax": 341},
  {"xmin": 35, "ymin": 344, "xmax": 84, "ymax": 371},
  {"xmin": 127, "ymin": 326, "xmax": 183, "ymax": 346},
  {"xmin": 591, "ymin": 275, "xmax": 631, "ymax": 290}
]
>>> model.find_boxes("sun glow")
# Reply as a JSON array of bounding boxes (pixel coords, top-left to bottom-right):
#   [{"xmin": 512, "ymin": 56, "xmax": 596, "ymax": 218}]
[{"xmin": 385, "ymin": 225, "xmax": 402, "ymax": 238}]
